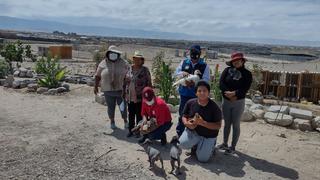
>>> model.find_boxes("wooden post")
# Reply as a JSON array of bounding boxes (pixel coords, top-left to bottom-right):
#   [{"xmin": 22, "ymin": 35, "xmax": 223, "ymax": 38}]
[{"xmin": 297, "ymin": 73, "xmax": 303, "ymax": 99}]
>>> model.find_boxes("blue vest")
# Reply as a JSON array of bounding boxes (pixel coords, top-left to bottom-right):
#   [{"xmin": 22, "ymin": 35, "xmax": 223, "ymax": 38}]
[{"xmin": 178, "ymin": 58, "xmax": 207, "ymax": 97}]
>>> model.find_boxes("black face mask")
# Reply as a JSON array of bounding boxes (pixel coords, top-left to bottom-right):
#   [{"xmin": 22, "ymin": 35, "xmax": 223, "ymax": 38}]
[{"xmin": 190, "ymin": 50, "xmax": 200, "ymax": 60}]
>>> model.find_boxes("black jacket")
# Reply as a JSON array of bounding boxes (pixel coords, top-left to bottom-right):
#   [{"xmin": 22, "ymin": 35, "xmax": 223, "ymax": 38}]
[{"xmin": 219, "ymin": 66, "xmax": 252, "ymax": 100}]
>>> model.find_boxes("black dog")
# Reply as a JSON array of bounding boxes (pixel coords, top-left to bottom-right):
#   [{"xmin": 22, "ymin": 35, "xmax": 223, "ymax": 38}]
[
  {"xmin": 169, "ymin": 136, "xmax": 182, "ymax": 174},
  {"xmin": 142, "ymin": 139, "xmax": 164, "ymax": 170}
]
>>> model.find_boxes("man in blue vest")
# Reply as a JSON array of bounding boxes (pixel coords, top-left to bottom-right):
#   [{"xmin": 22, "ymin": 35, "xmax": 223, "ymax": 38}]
[{"xmin": 175, "ymin": 44, "xmax": 210, "ymax": 136}]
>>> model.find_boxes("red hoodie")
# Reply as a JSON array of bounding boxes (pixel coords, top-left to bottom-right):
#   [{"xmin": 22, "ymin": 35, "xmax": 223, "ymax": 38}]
[{"xmin": 141, "ymin": 97, "xmax": 172, "ymax": 126}]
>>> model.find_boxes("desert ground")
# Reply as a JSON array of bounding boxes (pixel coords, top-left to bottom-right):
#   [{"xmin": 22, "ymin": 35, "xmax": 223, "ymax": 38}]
[{"xmin": 1, "ymin": 43, "xmax": 320, "ymax": 180}]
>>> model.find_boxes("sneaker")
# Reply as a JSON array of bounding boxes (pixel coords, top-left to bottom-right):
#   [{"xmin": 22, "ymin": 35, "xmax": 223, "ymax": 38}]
[
  {"xmin": 217, "ymin": 143, "xmax": 228, "ymax": 150},
  {"xmin": 185, "ymin": 146, "xmax": 197, "ymax": 156},
  {"xmin": 127, "ymin": 131, "xmax": 133, "ymax": 137},
  {"xmin": 160, "ymin": 134, "xmax": 167, "ymax": 146},
  {"xmin": 110, "ymin": 122, "xmax": 117, "ymax": 130},
  {"xmin": 224, "ymin": 147, "xmax": 236, "ymax": 155}
]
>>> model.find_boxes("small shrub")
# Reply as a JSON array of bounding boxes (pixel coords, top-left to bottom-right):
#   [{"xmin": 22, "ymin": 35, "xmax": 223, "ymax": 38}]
[
  {"xmin": 0, "ymin": 40, "xmax": 37, "ymax": 73},
  {"xmin": 211, "ymin": 64, "xmax": 222, "ymax": 102},
  {"xmin": 36, "ymin": 55, "xmax": 67, "ymax": 88},
  {"xmin": 151, "ymin": 51, "xmax": 175, "ymax": 102},
  {"xmin": 0, "ymin": 59, "xmax": 9, "ymax": 78}
]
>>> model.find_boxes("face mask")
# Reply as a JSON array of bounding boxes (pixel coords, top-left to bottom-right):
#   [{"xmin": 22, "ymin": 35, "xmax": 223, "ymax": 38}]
[
  {"xmin": 190, "ymin": 51, "xmax": 200, "ymax": 60},
  {"xmin": 146, "ymin": 98, "xmax": 155, "ymax": 106},
  {"xmin": 108, "ymin": 52, "xmax": 119, "ymax": 61}
]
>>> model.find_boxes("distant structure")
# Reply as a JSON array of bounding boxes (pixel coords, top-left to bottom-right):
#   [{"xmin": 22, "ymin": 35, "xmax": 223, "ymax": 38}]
[
  {"xmin": 183, "ymin": 50, "xmax": 187, "ymax": 57},
  {"xmin": 0, "ymin": 38, "xmax": 4, "ymax": 44},
  {"xmin": 38, "ymin": 46, "xmax": 49, "ymax": 57},
  {"xmin": 175, "ymin": 49, "xmax": 180, "ymax": 57},
  {"xmin": 38, "ymin": 45, "xmax": 72, "ymax": 59},
  {"xmin": 206, "ymin": 50, "xmax": 218, "ymax": 59}
]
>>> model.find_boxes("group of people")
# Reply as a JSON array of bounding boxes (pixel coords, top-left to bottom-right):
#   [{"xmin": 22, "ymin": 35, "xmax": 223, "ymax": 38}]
[{"xmin": 94, "ymin": 44, "xmax": 252, "ymax": 163}]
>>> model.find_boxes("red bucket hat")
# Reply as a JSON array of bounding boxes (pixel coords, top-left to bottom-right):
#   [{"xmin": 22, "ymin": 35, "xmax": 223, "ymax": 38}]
[
  {"xmin": 226, "ymin": 52, "xmax": 247, "ymax": 66},
  {"xmin": 142, "ymin": 87, "xmax": 155, "ymax": 101}
]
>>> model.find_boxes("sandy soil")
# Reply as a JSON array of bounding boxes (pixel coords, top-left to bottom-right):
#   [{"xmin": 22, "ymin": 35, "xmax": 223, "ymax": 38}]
[{"xmin": 1, "ymin": 85, "xmax": 320, "ymax": 180}]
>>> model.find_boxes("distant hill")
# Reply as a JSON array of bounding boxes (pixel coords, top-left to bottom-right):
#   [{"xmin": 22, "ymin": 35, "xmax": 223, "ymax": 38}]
[
  {"xmin": 0, "ymin": 16, "xmax": 194, "ymax": 40},
  {"xmin": 0, "ymin": 16, "xmax": 320, "ymax": 47}
]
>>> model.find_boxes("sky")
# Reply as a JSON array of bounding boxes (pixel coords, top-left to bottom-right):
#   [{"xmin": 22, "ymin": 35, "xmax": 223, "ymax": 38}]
[{"xmin": 1, "ymin": 0, "xmax": 320, "ymax": 42}]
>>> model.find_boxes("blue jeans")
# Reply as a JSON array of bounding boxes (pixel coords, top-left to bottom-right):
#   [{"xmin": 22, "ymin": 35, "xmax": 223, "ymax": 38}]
[
  {"xmin": 179, "ymin": 129, "xmax": 216, "ymax": 163},
  {"xmin": 176, "ymin": 95, "xmax": 194, "ymax": 136},
  {"xmin": 147, "ymin": 121, "xmax": 173, "ymax": 140}
]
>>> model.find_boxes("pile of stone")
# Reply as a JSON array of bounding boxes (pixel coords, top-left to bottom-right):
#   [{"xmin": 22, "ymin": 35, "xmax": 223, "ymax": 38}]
[
  {"xmin": 241, "ymin": 98, "xmax": 320, "ymax": 132},
  {"xmin": 13, "ymin": 67, "xmax": 34, "ymax": 78},
  {"xmin": 35, "ymin": 83, "xmax": 69, "ymax": 95},
  {"xmin": 0, "ymin": 75, "xmax": 70, "ymax": 95},
  {"xmin": 64, "ymin": 75, "xmax": 94, "ymax": 86}
]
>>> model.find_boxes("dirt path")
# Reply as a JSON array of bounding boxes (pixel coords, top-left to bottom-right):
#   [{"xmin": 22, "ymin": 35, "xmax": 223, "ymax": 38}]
[{"xmin": 1, "ymin": 86, "xmax": 320, "ymax": 180}]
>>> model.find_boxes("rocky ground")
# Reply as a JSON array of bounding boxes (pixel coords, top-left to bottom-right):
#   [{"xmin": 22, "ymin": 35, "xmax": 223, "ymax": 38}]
[{"xmin": 1, "ymin": 85, "xmax": 320, "ymax": 180}]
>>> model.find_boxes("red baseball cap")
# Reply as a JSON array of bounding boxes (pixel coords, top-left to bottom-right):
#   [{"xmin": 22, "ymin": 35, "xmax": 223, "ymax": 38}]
[{"xmin": 142, "ymin": 87, "xmax": 155, "ymax": 101}]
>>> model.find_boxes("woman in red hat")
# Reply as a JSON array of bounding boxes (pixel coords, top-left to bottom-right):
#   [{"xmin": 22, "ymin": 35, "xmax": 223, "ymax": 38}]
[
  {"xmin": 218, "ymin": 52, "xmax": 252, "ymax": 154},
  {"xmin": 138, "ymin": 87, "xmax": 172, "ymax": 145}
]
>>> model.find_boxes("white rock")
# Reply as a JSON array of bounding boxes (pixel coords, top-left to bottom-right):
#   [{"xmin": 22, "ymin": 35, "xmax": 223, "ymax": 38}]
[
  {"xmin": 0, "ymin": 79, "xmax": 5, "ymax": 86},
  {"xmin": 12, "ymin": 80, "xmax": 21, "ymax": 89},
  {"xmin": 18, "ymin": 68, "xmax": 27, "ymax": 77},
  {"xmin": 268, "ymin": 105, "xmax": 289, "ymax": 114},
  {"xmin": 13, "ymin": 70, "xmax": 20, "ymax": 77},
  {"xmin": 311, "ymin": 116, "xmax": 320, "ymax": 130},
  {"xmin": 86, "ymin": 79, "xmax": 95, "ymax": 86},
  {"xmin": 245, "ymin": 98, "xmax": 253, "ymax": 107},
  {"xmin": 252, "ymin": 94, "xmax": 264, "ymax": 104},
  {"xmin": 289, "ymin": 108, "xmax": 313, "ymax": 120},
  {"xmin": 37, "ymin": 87, "xmax": 49, "ymax": 94},
  {"xmin": 20, "ymin": 81, "xmax": 27, "ymax": 88},
  {"xmin": 241, "ymin": 109, "xmax": 255, "ymax": 122},
  {"xmin": 62, "ymin": 83, "xmax": 70, "ymax": 91},
  {"xmin": 4, "ymin": 75, "xmax": 14, "ymax": 87},
  {"xmin": 26, "ymin": 70, "xmax": 33, "ymax": 78},
  {"xmin": 264, "ymin": 112, "xmax": 293, "ymax": 127},
  {"xmin": 95, "ymin": 93, "xmax": 106, "ymax": 105},
  {"xmin": 250, "ymin": 109, "xmax": 265, "ymax": 119},
  {"xmin": 57, "ymin": 87, "xmax": 67, "ymax": 93},
  {"xmin": 293, "ymin": 119, "xmax": 313, "ymax": 131},
  {"xmin": 48, "ymin": 88, "xmax": 58, "ymax": 95},
  {"xmin": 249, "ymin": 104, "xmax": 264, "ymax": 111},
  {"xmin": 27, "ymin": 83, "xmax": 38, "ymax": 92}
]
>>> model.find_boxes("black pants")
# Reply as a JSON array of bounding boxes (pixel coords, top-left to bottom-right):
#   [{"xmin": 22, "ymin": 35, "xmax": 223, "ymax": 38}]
[{"xmin": 128, "ymin": 101, "xmax": 143, "ymax": 132}]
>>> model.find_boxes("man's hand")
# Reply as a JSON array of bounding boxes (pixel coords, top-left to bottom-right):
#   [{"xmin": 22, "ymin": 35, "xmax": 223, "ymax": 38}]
[
  {"xmin": 193, "ymin": 113, "xmax": 204, "ymax": 126},
  {"xmin": 184, "ymin": 118, "xmax": 197, "ymax": 129},
  {"xmin": 94, "ymin": 86, "xmax": 99, "ymax": 95}
]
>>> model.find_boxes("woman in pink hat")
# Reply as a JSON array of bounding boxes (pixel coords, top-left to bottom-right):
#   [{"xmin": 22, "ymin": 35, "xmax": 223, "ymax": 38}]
[{"xmin": 217, "ymin": 52, "xmax": 252, "ymax": 154}]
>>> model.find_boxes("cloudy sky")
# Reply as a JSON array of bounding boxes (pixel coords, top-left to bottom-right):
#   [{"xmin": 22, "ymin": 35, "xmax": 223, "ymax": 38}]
[{"xmin": 1, "ymin": 0, "xmax": 320, "ymax": 42}]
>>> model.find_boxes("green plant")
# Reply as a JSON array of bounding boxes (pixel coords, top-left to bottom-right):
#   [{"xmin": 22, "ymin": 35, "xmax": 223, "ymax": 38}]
[
  {"xmin": 36, "ymin": 55, "xmax": 67, "ymax": 88},
  {"xmin": 0, "ymin": 40, "xmax": 36, "ymax": 73},
  {"xmin": 151, "ymin": 51, "xmax": 165, "ymax": 87},
  {"xmin": 0, "ymin": 59, "xmax": 9, "ymax": 78},
  {"xmin": 151, "ymin": 51, "xmax": 175, "ymax": 102},
  {"xmin": 159, "ymin": 61, "xmax": 175, "ymax": 102},
  {"xmin": 249, "ymin": 63, "xmax": 263, "ymax": 94},
  {"xmin": 211, "ymin": 64, "xmax": 222, "ymax": 102}
]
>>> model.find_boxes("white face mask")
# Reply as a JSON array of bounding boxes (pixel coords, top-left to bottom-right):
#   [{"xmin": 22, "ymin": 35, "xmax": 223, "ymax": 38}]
[
  {"xmin": 146, "ymin": 98, "xmax": 155, "ymax": 106},
  {"xmin": 108, "ymin": 52, "xmax": 119, "ymax": 61}
]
